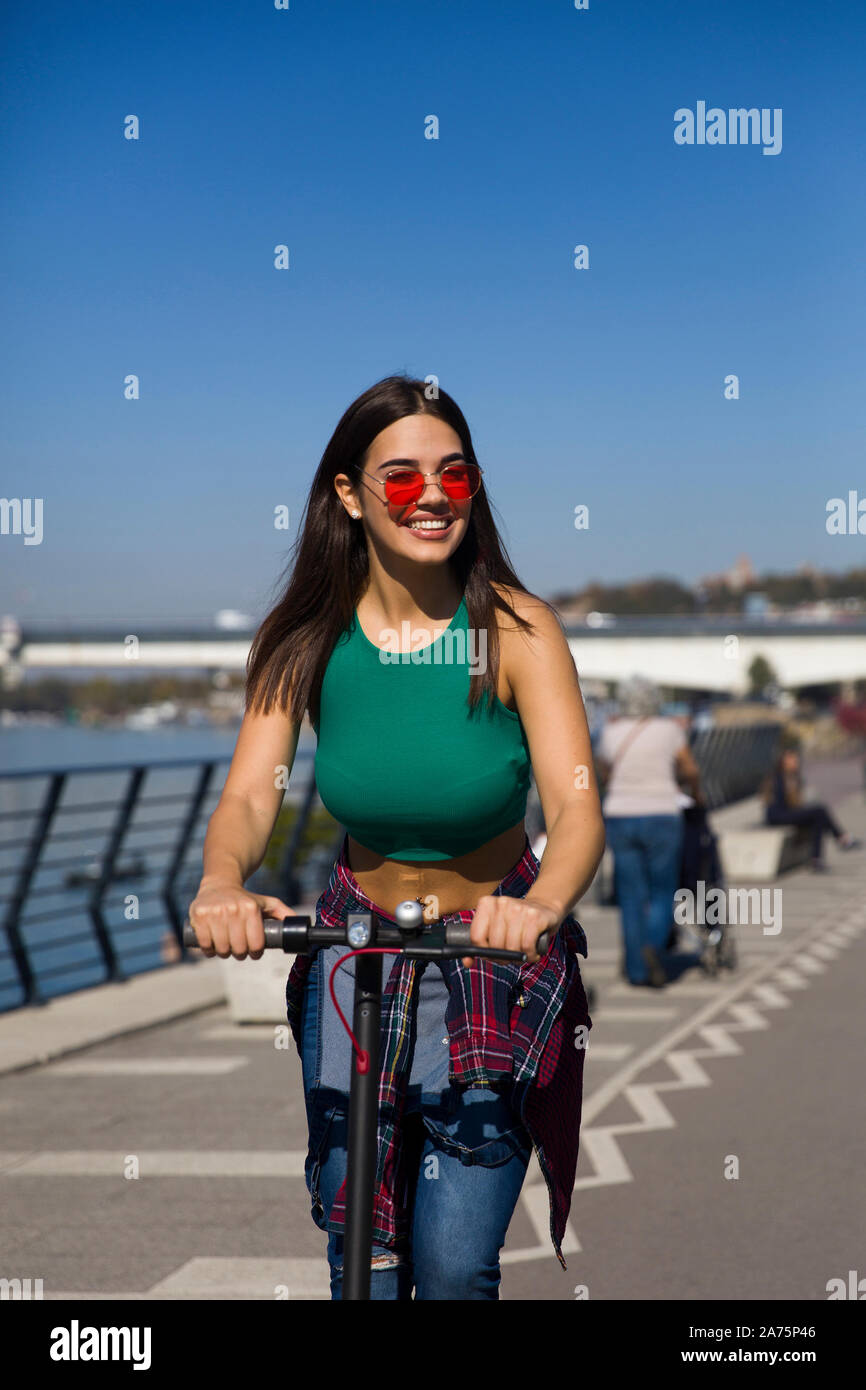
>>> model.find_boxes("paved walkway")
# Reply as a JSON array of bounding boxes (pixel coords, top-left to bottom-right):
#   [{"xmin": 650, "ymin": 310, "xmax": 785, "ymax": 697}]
[{"xmin": 1, "ymin": 767, "xmax": 864, "ymax": 1299}]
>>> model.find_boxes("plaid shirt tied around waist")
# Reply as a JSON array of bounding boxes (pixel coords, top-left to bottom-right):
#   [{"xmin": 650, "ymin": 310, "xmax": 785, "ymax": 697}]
[{"xmin": 285, "ymin": 834, "xmax": 592, "ymax": 1270}]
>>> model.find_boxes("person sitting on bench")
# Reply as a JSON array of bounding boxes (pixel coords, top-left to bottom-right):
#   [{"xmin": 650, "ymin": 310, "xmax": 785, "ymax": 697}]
[{"xmin": 762, "ymin": 746, "xmax": 861, "ymax": 872}]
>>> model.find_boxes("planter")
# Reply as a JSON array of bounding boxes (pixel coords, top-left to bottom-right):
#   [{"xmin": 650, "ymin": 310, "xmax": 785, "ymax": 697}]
[{"xmin": 219, "ymin": 951, "xmax": 297, "ymax": 1024}]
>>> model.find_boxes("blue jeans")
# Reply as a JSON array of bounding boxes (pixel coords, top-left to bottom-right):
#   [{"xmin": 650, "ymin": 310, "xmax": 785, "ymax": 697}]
[
  {"xmin": 605, "ymin": 814, "xmax": 684, "ymax": 984},
  {"xmin": 300, "ymin": 947, "xmax": 533, "ymax": 1300},
  {"xmin": 766, "ymin": 802, "xmax": 841, "ymax": 860}
]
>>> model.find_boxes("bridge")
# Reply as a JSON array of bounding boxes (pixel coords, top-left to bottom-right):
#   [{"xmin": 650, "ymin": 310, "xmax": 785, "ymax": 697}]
[
  {"xmin": 3, "ymin": 615, "xmax": 866, "ymax": 695},
  {"xmin": 563, "ymin": 617, "xmax": 866, "ymax": 695}
]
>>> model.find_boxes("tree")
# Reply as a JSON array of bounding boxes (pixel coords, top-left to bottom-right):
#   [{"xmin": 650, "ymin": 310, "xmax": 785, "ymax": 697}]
[{"xmin": 748, "ymin": 654, "xmax": 777, "ymax": 697}]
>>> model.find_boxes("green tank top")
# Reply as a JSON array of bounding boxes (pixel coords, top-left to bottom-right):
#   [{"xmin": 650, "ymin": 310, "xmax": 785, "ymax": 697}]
[{"xmin": 313, "ymin": 591, "xmax": 532, "ymax": 860}]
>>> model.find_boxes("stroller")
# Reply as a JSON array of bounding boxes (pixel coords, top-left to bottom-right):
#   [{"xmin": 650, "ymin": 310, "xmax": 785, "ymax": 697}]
[{"xmin": 668, "ymin": 801, "xmax": 737, "ymax": 975}]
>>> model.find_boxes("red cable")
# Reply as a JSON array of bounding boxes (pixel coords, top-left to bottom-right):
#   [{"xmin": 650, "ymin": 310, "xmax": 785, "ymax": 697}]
[{"xmin": 327, "ymin": 947, "xmax": 402, "ymax": 1074}]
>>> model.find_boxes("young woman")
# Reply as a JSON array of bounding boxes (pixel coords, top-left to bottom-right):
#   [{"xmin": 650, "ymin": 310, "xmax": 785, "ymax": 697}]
[{"xmin": 188, "ymin": 375, "xmax": 605, "ymax": 1300}]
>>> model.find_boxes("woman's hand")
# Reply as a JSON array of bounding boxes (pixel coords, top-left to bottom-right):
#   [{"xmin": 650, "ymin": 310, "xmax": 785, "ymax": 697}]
[
  {"xmin": 187, "ymin": 878, "xmax": 297, "ymax": 960},
  {"xmin": 461, "ymin": 894, "xmax": 561, "ymax": 969}
]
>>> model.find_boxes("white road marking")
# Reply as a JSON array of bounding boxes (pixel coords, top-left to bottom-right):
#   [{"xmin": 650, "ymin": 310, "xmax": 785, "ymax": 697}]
[
  {"xmin": 724, "ymin": 938, "xmax": 795, "ymax": 953},
  {"xmin": 808, "ymin": 942, "xmax": 841, "ymax": 959},
  {"xmin": 11, "ymin": 880, "xmax": 864, "ymax": 1289},
  {"xmin": 592, "ymin": 1007, "xmax": 678, "ymax": 1021},
  {"xmin": 608, "ymin": 982, "xmax": 729, "ymax": 998},
  {"xmin": 575, "ymin": 1128, "xmax": 635, "ymax": 1188},
  {"xmin": 772, "ymin": 968, "xmax": 809, "ymax": 990},
  {"xmin": 546, "ymin": 901, "xmax": 866, "ymax": 1263},
  {"xmin": 582, "ymin": 906, "xmax": 865, "ymax": 1126},
  {"xmin": 199, "ymin": 1025, "xmax": 277, "ymax": 1041},
  {"xmin": 796, "ymin": 955, "xmax": 828, "ymax": 974},
  {"xmin": 502, "ymin": 1184, "xmax": 581, "ymax": 1263},
  {"xmin": 749, "ymin": 983, "xmax": 791, "ymax": 1009},
  {"xmin": 45, "ymin": 1257, "xmax": 331, "ymax": 1301},
  {"xmin": 43, "ymin": 1058, "xmax": 249, "ymax": 1076},
  {"xmin": 726, "ymin": 1002, "xmax": 770, "ymax": 1030},
  {"xmin": 0, "ymin": 1150, "xmax": 307, "ymax": 1176},
  {"xmin": 147, "ymin": 1256, "xmax": 330, "ymax": 1299}
]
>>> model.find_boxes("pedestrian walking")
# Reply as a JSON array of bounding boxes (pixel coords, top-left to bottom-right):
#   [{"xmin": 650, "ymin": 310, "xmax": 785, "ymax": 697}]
[{"xmin": 596, "ymin": 677, "xmax": 702, "ymax": 987}]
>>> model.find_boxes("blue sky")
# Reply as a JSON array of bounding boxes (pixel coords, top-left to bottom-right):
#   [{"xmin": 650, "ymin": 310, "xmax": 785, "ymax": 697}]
[{"xmin": 2, "ymin": 0, "xmax": 864, "ymax": 623}]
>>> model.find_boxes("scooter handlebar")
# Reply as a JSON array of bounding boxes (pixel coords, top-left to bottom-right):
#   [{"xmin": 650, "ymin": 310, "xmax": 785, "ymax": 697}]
[
  {"xmin": 182, "ymin": 913, "xmax": 550, "ymax": 958},
  {"xmin": 443, "ymin": 919, "xmax": 550, "ymax": 956},
  {"xmin": 182, "ymin": 916, "xmax": 312, "ymax": 952}
]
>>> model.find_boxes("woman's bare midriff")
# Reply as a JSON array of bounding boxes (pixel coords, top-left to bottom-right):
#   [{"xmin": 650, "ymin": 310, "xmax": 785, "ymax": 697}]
[{"xmin": 346, "ymin": 821, "xmax": 529, "ymax": 917}]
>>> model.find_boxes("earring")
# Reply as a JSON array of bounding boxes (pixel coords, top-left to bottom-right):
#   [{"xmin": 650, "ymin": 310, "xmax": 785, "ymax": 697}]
[{"xmin": 351, "ymin": 510, "xmax": 360, "ymax": 518}]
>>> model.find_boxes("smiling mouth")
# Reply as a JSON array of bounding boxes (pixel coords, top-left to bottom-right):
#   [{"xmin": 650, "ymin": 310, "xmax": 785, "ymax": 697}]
[{"xmin": 403, "ymin": 517, "xmax": 454, "ymax": 532}]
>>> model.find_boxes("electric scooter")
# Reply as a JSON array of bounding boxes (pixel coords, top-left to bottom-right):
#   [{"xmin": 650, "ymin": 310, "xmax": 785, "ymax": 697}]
[{"xmin": 183, "ymin": 901, "xmax": 548, "ymax": 1300}]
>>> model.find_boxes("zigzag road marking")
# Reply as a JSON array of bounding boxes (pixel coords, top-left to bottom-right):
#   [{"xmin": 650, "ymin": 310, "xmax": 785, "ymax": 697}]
[
  {"xmin": 749, "ymin": 983, "xmax": 791, "ymax": 1009},
  {"xmin": 810, "ymin": 943, "xmax": 842, "ymax": 960},
  {"xmin": 794, "ymin": 955, "xmax": 827, "ymax": 975},
  {"xmin": 502, "ymin": 1183, "xmax": 581, "ymax": 1263},
  {"xmin": 511, "ymin": 893, "xmax": 866, "ymax": 1265},
  {"xmin": 572, "ymin": 1017, "xmax": 770, "ymax": 1197},
  {"xmin": 542, "ymin": 906, "xmax": 866, "ymax": 1256},
  {"xmin": 772, "ymin": 967, "xmax": 809, "ymax": 990},
  {"xmin": 20, "ymin": 887, "xmax": 864, "ymax": 1294},
  {"xmin": 580, "ymin": 912, "xmax": 865, "ymax": 1130},
  {"xmin": 725, "ymin": 1002, "xmax": 770, "ymax": 1029}
]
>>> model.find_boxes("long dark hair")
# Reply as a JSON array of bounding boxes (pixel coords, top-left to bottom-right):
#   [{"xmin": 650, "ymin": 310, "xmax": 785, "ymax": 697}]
[
  {"xmin": 245, "ymin": 374, "xmax": 548, "ymax": 727},
  {"xmin": 760, "ymin": 742, "xmax": 801, "ymax": 806}
]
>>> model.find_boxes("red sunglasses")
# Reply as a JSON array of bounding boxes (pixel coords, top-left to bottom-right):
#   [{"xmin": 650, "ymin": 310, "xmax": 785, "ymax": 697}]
[{"xmin": 360, "ymin": 461, "xmax": 483, "ymax": 506}]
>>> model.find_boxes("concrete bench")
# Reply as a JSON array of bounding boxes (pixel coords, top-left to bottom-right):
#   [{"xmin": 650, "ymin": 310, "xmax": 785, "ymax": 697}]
[
  {"xmin": 711, "ymin": 795, "xmax": 813, "ymax": 882},
  {"xmin": 589, "ymin": 796, "xmax": 814, "ymax": 895},
  {"xmin": 220, "ymin": 950, "xmax": 295, "ymax": 1025}
]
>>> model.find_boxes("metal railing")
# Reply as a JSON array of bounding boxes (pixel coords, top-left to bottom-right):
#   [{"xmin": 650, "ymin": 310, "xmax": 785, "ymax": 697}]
[
  {"xmin": 688, "ymin": 723, "xmax": 781, "ymax": 810},
  {"xmin": 0, "ymin": 722, "xmax": 781, "ymax": 1012},
  {"xmin": 0, "ymin": 751, "xmax": 340, "ymax": 1013},
  {"xmin": 588, "ymin": 719, "xmax": 781, "ymax": 812}
]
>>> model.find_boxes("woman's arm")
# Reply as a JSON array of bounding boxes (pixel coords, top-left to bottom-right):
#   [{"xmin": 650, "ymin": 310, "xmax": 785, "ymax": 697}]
[
  {"xmin": 512, "ymin": 598, "xmax": 606, "ymax": 917},
  {"xmin": 467, "ymin": 591, "xmax": 606, "ymax": 963},
  {"xmin": 188, "ymin": 700, "xmax": 301, "ymax": 958},
  {"xmin": 201, "ymin": 702, "xmax": 301, "ymax": 889}
]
